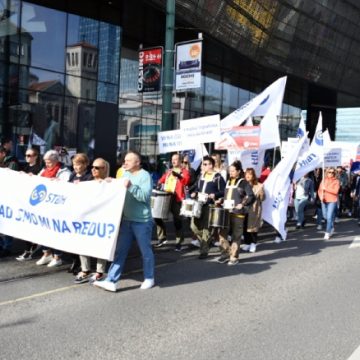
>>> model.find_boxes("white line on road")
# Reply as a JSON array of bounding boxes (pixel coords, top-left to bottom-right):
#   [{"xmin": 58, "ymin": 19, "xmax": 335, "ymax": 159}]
[
  {"xmin": 349, "ymin": 236, "xmax": 360, "ymax": 249},
  {"xmin": 347, "ymin": 344, "xmax": 360, "ymax": 360},
  {"xmin": 0, "ymin": 257, "xmax": 194, "ymax": 307}
]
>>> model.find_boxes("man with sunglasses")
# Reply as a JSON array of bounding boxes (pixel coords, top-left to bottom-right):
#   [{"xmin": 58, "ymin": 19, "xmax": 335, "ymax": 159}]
[
  {"xmin": 190, "ymin": 156, "xmax": 226, "ymax": 259},
  {"xmin": 155, "ymin": 153, "xmax": 190, "ymax": 250}
]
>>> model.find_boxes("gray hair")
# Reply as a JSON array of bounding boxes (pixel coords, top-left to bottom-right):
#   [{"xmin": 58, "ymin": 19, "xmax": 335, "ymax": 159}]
[{"xmin": 43, "ymin": 150, "xmax": 60, "ymax": 162}]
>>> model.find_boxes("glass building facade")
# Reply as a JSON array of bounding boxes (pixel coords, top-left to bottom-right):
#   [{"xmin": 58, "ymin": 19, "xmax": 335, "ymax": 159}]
[{"xmin": 0, "ymin": 0, "xmax": 359, "ymax": 170}]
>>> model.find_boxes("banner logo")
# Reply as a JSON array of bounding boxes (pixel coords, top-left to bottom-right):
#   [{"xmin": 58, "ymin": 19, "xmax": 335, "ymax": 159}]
[
  {"xmin": 296, "ymin": 128, "xmax": 305, "ymax": 138},
  {"xmin": 30, "ymin": 184, "xmax": 47, "ymax": 206},
  {"xmin": 314, "ymin": 130, "xmax": 323, "ymax": 146}
]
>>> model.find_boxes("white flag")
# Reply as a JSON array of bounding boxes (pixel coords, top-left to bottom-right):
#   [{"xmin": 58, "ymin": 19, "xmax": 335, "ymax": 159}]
[
  {"xmin": 296, "ymin": 115, "xmax": 310, "ymax": 156},
  {"xmin": 293, "ymin": 113, "xmax": 323, "ymax": 182},
  {"xmin": 220, "ymin": 76, "xmax": 287, "ymax": 130},
  {"xmin": 323, "ymin": 129, "xmax": 332, "ymax": 147},
  {"xmin": 262, "ymin": 136, "xmax": 307, "ymax": 240}
]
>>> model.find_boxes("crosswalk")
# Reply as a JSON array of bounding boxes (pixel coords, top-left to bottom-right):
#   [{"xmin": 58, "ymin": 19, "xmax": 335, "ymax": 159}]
[{"xmin": 349, "ymin": 236, "xmax": 360, "ymax": 248}]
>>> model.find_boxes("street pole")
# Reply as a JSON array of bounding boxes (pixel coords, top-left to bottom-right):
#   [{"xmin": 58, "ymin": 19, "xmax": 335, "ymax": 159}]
[
  {"xmin": 160, "ymin": 0, "xmax": 175, "ymax": 172},
  {"xmin": 161, "ymin": 0, "xmax": 175, "ymax": 132}
]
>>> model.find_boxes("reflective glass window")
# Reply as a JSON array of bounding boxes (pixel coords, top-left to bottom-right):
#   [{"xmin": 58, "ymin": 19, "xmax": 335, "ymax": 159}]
[{"xmin": 21, "ymin": 2, "xmax": 66, "ymax": 73}]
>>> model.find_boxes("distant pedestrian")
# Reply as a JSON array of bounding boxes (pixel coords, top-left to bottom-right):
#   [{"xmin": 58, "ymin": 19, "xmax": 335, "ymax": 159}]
[{"xmin": 318, "ymin": 167, "xmax": 340, "ymax": 240}]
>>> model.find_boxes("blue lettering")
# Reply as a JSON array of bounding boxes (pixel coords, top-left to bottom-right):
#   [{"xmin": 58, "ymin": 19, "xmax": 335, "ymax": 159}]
[
  {"xmin": 45, "ymin": 194, "xmax": 67, "ymax": 205},
  {"xmin": 61, "ymin": 221, "xmax": 71, "ymax": 233},
  {"xmin": 97, "ymin": 223, "xmax": 106, "ymax": 238},
  {"xmin": 52, "ymin": 219, "xmax": 61, "ymax": 232},
  {"xmin": 72, "ymin": 222, "xmax": 82, "ymax": 234},
  {"xmin": 0, "ymin": 205, "xmax": 13, "ymax": 219},
  {"xmin": 38, "ymin": 216, "xmax": 50, "ymax": 229},
  {"xmin": 81, "ymin": 221, "xmax": 90, "ymax": 235}
]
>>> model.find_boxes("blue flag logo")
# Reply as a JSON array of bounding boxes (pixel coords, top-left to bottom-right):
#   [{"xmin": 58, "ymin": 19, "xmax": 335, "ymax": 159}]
[{"xmin": 30, "ymin": 184, "xmax": 47, "ymax": 206}]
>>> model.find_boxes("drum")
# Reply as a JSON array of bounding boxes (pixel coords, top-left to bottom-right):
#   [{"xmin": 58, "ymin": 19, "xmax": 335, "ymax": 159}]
[
  {"xmin": 223, "ymin": 199, "xmax": 235, "ymax": 210},
  {"xmin": 208, "ymin": 206, "xmax": 229, "ymax": 228},
  {"xmin": 180, "ymin": 199, "xmax": 203, "ymax": 218},
  {"xmin": 198, "ymin": 192, "xmax": 209, "ymax": 203},
  {"xmin": 151, "ymin": 190, "xmax": 172, "ymax": 219}
]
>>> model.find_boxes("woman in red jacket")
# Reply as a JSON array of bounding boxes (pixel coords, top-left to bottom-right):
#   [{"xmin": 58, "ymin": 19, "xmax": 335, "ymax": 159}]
[{"xmin": 318, "ymin": 167, "xmax": 340, "ymax": 240}]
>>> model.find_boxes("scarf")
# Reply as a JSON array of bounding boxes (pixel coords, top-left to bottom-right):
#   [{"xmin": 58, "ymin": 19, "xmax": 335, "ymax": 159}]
[{"xmin": 41, "ymin": 162, "xmax": 62, "ymax": 178}]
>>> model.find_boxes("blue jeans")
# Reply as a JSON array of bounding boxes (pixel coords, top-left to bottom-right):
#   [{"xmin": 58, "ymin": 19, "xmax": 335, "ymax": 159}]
[
  {"xmin": 321, "ymin": 202, "xmax": 337, "ymax": 233},
  {"xmin": 0, "ymin": 235, "xmax": 12, "ymax": 250},
  {"xmin": 316, "ymin": 205, "xmax": 323, "ymax": 225},
  {"xmin": 294, "ymin": 198, "xmax": 308, "ymax": 225},
  {"xmin": 107, "ymin": 220, "xmax": 154, "ymax": 283}
]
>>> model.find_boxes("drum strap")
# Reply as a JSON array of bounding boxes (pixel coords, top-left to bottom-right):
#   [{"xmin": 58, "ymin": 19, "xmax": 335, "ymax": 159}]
[
  {"xmin": 226, "ymin": 178, "xmax": 243, "ymax": 200},
  {"xmin": 200, "ymin": 172, "xmax": 216, "ymax": 193}
]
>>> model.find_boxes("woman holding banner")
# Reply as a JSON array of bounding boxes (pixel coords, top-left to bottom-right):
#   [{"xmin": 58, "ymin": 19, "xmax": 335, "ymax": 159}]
[
  {"xmin": 67, "ymin": 153, "xmax": 93, "ymax": 275},
  {"xmin": 318, "ymin": 167, "xmax": 340, "ymax": 240},
  {"xmin": 74, "ymin": 157, "xmax": 109, "ymax": 283},
  {"xmin": 36, "ymin": 150, "xmax": 71, "ymax": 267}
]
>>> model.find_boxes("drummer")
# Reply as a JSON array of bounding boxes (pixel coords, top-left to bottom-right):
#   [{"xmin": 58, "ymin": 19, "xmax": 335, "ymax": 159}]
[
  {"xmin": 190, "ymin": 156, "xmax": 226, "ymax": 259},
  {"xmin": 215, "ymin": 160, "xmax": 255, "ymax": 265},
  {"xmin": 155, "ymin": 153, "xmax": 190, "ymax": 250}
]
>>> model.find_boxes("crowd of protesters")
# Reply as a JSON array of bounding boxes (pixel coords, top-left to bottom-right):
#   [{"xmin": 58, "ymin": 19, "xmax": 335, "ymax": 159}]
[{"xmin": 0, "ymin": 138, "xmax": 359, "ymax": 292}]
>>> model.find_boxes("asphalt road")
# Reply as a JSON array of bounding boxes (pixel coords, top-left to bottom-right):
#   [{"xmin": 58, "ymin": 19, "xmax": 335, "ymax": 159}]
[{"xmin": 1, "ymin": 218, "xmax": 360, "ymax": 360}]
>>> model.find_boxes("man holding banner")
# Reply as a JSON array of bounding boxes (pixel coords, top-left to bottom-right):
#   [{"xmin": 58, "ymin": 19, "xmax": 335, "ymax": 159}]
[{"xmin": 94, "ymin": 150, "xmax": 155, "ymax": 292}]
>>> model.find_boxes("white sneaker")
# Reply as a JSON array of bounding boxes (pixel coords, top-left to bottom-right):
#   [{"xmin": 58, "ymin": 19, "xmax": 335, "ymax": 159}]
[
  {"xmin": 242, "ymin": 244, "xmax": 251, "ymax": 251},
  {"xmin": 93, "ymin": 280, "xmax": 119, "ymax": 292},
  {"xmin": 274, "ymin": 236, "xmax": 282, "ymax": 244},
  {"xmin": 316, "ymin": 225, "xmax": 322, "ymax": 230},
  {"xmin": 324, "ymin": 232, "xmax": 330, "ymax": 240},
  {"xmin": 334, "ymin": 217, "xmax": 339, "ymax": 223},
  {"xmin": 47, "ymin": 258, "xmax": 62, "ymax": 267},
  {"xmin": 16, "ymin": 251, "xmax": 32, "ymax": 261},
  {"xmin": 140, "ymin": 278, "xmax": 155, "ymax": 290},
  {"xmin": 36, "ymin": 254, "xmax": 53, "ymax": 266},
  {"xmin": 249, "ymin": 243, "xmax": 257, "ymax": 253},
  {"xmin": 191, "ymin": 239, "xmax": 200, "ymax": 248}
]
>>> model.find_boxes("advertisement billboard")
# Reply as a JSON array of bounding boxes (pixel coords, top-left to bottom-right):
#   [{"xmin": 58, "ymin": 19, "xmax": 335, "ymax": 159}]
[
  {"xmin": 175, "ymin": 40, "xmax": 202, "ymax": 91},
  {"xmin": 138, "ymin": 47, "xmax": 163, "ymax": 92}
]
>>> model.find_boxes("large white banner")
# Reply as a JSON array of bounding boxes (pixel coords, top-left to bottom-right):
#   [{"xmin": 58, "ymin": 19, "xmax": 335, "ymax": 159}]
[
  {"xmin": 180, "ymin": 114, "xmax": 220, "ymax": 146},
  {"xmin": 0, "ymin": 169, "xmax": 126, "ymax": 261}
]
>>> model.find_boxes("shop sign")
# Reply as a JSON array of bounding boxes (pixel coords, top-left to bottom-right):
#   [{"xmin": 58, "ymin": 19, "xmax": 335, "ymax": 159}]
[
  {"xmin": 175, "ymin": 40, "xmax": 202, "ymax": 91},
  {"xmin": 138, "ymin": 47, "xmax": 163, "ymax": 92}
]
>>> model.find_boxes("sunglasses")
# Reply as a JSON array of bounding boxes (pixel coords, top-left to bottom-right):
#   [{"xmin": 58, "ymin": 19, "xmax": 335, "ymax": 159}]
[
  {"xmin": 182, "ymin": 161, "xmax": 188, "ymax": 164},
  {"xmin": 92, "ymin": 166, "xmax": 104, "ymax": 170},
  {"xmin": 327, "ymin": 171, "xmax": 335, "ymax": 174},
  {"xmin": 25, "ymin": 154, "xmax": 34, "ymax": 157}
]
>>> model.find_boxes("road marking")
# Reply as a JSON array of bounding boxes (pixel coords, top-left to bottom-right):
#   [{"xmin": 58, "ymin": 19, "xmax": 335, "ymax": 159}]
[
  {"xmin": 349, "ymin": 236, "xmax": 360, "ymax": 249},
  {"xmin": 0, "ymin": 256, "xmax": 195, "ymax": 307},
  {"xmin": 0, "ymin": 284, "xmax": 82, "ymax": 307},
  {"xmin": 347, "ymin": 344, "xmax": 360, "ymax": 360}
]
